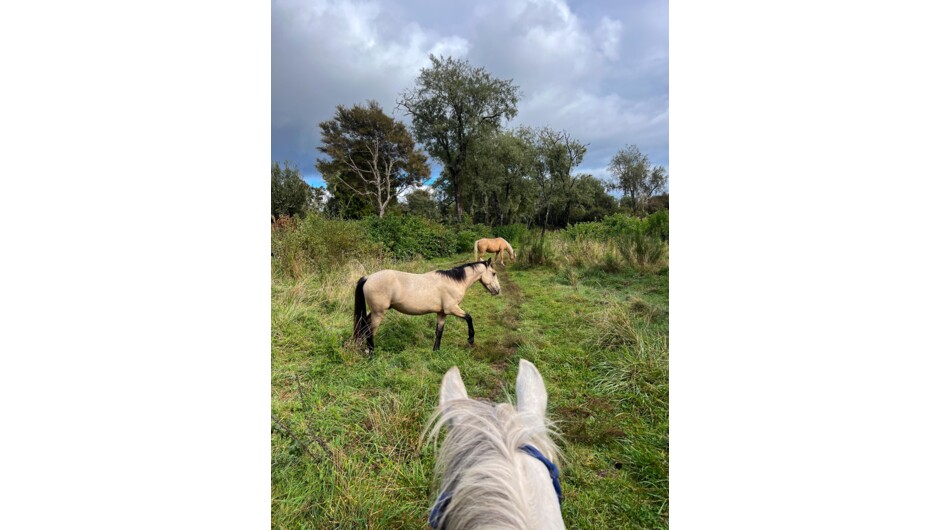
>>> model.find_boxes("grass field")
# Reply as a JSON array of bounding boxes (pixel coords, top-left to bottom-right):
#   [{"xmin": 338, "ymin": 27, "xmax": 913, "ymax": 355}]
[{"xmin": 272, "ymin": 252, "xmax": 669, "ymax": 529}]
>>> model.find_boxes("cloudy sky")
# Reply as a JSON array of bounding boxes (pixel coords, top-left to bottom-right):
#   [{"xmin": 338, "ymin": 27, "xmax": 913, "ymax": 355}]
[{"xmin": 272, "ymin": 0, "xmax": 668, "ymax": 188}]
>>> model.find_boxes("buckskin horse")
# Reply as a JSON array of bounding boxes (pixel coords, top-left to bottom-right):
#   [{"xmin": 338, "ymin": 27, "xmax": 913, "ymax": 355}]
[{"xmin": 353, "ymin": 259, "xmax": 501, "ymax": 354}]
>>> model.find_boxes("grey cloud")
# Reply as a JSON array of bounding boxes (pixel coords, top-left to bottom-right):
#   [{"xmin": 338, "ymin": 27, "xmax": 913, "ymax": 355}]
[{"xmin": 272, "ymin": 0, "xmax": 667, "ymax": 186}]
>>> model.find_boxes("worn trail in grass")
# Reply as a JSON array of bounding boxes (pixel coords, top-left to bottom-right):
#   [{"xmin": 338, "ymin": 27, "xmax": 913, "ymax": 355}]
[{"xmin": 272, "ymin": 257, "xmax": 668, "ymax": 529}]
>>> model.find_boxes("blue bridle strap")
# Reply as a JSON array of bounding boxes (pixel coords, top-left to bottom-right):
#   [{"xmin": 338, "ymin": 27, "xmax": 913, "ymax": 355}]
[
  {"xmin": 519, "ymin": 444, "xmax": 563, "ymax": 504},
  {"xmin": 429, "ymin": 491, "xmax": 452, "ymax": 529},
  {"xmin": 429, "ymin": 445, "xmax": 562, "ymax": 529}
]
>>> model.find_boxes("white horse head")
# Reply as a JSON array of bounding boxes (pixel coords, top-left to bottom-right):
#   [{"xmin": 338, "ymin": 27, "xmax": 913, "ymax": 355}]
[{"xmin": 426, "ymin": 359, "xmax": 565, "ymax": 529}]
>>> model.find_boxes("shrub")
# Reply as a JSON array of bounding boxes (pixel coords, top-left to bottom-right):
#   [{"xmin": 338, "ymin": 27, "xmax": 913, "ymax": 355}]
[
  {"xmin": 447, "ymin": 223, "xmax": 488, "ymax": 258},
  {"xmin": 360, "ymin": 214, "xmax": 494, "ymax": 260},
  {"xmin": 362, "ymin": 214, "xmax": 450, "ymax": 260},
  {"xmin": 516, "ymin": 229, "xmax": 557, "ymax": 268},
  {"xmin": 563, "ymin": 221, "xmax": 607, "ymax": 241},
  {"xmin": 644, "ymin": 210, "xmax": 669, "ymax": 242},
  {"xmin": 271, "ymin": 213, "xmax": 381, "ymax": 278},
  {"xmin": 600, "ymin": 249, "xmax": 622, "ymax": 273},
  {"xmin": 602, "ymin": 213, "xmax": 645, "ymax": 238},
  {"xmin": 563, "ymin": 213, "xmax": 649, "ymax": 241},
  {"xmin": 491, "ymin": 223, "xmax": 528, "ymax": 246}
]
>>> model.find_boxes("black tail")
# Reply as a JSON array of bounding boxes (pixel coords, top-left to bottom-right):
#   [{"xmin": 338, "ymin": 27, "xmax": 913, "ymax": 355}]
[{"xmin": 353, "ymin": 276, "xmax": 369, "ymax": 343}]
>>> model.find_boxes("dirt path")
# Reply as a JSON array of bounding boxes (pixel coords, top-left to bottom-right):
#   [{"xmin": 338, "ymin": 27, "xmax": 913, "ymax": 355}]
[{"xmin": 472, "ymin": 265, "xmax": 525, "ymax": 375}]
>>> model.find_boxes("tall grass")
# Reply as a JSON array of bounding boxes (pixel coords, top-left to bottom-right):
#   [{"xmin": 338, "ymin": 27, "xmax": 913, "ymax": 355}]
[
  {"xmin": 516, "ymin": 229, "xmax": 557, "ymax": 267},
  {"xmin": 271, "ymin": 213, "xmax": 383, "ymax": 278},
  {"xmin": 616, "ymin": 233, "xmax": 669, "ymax": 273},
  {"xmin": 515, "ymin": 229, "xmax": 668, "ymax": 274},
  {"xmin": 587, "ymin": 294, "xmax": 669, "ymax": 520}
]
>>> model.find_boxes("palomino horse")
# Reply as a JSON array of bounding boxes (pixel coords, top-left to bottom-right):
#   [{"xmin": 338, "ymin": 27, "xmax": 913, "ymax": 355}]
[
  {"xmin": 474, "ymin": 237, "xmax": 515, "ymax": 266},
  {"xmin": 425, "ymin": 359, "xmax": 564, "ymax": 529},
  {"xmin": 353, "ymin": 259, "xmax": 501, "ymax": 354}
]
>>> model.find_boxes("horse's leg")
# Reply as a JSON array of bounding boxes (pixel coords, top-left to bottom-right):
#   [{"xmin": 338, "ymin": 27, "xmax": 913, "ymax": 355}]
[
  {"xmin": 433, "ymin": 312, "xmax": 446, "ymax": 351},
  {"xmin": 498, "ymin": 249, "xmax": 504, "ymax": 266},
  {"xmin": 448, "ymin": 305, "xmax": 474, "ymax": 346},
  {"xmin": 367, "ymin": 309, "xmax": 386, "ymax": 354}
]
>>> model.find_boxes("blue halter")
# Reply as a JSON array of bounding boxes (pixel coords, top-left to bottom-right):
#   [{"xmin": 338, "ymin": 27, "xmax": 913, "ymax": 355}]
[{"xmin": 429, "ymin": 444, "xmax": 562, "ymax": 529}]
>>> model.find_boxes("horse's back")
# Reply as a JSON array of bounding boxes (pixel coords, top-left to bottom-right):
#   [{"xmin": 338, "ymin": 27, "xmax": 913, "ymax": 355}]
[
  {"xmin": 364, "ymin": 269, "xmax": 444, "ymax": 314},
  {"xmin": 477, "ymin": 237, "xmax": 507, "ymax": 252},
  {"xmin": 365, "ymin": 269, "xmax": 410, "ymax": 293}
]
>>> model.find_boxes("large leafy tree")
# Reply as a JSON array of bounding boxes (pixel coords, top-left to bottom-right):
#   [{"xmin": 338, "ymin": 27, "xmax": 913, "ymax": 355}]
[
  {"xmin": 607, "ymin": 144, "xmax": 668, "ymax": 214},
  {"xmin": 530, "ymin": 127, "xmax": 587, "ymax": 238},
  {"xmin": 403, "ymin": 188, "xmax": 440, "ymax": 221},
  {"xmin": 316, "ymin": 101, "xmax": 430, "ymax": 218},
  {"xmin": 398, "ymin": 55, "xmax": 520, "ymax": 220},
  {"xmin": 463, "ymin": 129, "xmax": 538, "ymax": 226},
  {"xmin": 568, "ymin": 174, "xmax": 618, "ymax": 224},
  {"xmin": 323, "ymin": 175, "xmax": 374, "ymax": 219},
  {"xmin": 271, "ymin": 161, "xmax": 312, "ymax": 218},
  {"xmin": 543, "ymin": 129, "xmax": 587, "ymax": 227},
  {"xmin": 308, "ymin": 186, "xmax": 327, "ymax": 213}
]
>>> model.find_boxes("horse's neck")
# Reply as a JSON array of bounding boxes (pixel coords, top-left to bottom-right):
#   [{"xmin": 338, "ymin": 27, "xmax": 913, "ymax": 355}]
[
  {"xmin": 459, "ymin": 266, "xmax": 483, "ymax": 290},
  {"xmin": 520, "ymin": 456, "xmax": 565, "ymax": 529},
  {"xmin": 442, "ymin": 443, "xmax": 564, "ymax": 530}
]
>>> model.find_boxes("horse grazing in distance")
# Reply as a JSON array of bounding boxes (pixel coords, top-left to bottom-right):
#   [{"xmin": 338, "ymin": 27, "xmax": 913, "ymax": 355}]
[
  {"xmin": 353, "ymin": 259, "xmax": 501, "ymax": 354},
  {"xmin": 474, "ymin": 237, "xmax": 515, "ymax": 266},
  {"xmin": 425, "ymin": 359, "xmax": 565, "ymax": 530}
]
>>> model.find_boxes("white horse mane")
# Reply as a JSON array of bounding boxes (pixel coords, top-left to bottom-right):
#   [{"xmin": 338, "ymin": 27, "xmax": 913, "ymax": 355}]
[{"xmin": 425, "ymin": 396, "xmax": 562, "ymax": 529}]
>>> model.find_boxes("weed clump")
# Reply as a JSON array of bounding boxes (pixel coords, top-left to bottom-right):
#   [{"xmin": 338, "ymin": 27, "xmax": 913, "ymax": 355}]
[
  {"xmin": 588, "ymin": 302, "xmax": 640, "ymax": 350},
  {"xmin": 616, "ymin": 233, "xmax": 668, "ymax": 273}
]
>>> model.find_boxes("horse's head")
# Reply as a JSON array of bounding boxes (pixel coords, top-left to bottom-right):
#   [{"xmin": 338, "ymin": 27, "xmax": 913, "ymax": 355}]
[
  {"xmin": 427, "ymin": 359, "xmax": 564, "ymax": 529},
  {"xmin": 479, "ymin": 258, "xmax": 501, "ymax": 295}
]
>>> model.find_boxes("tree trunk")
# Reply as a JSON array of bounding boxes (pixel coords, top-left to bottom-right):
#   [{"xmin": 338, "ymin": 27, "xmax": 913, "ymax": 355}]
[
  {"xmin": 540, "ymin": 205, "xmax": 550, "ymax": 244},
  {"xmin": 454, "ymin": 169, "xmax": 464, "ymax": 220}
]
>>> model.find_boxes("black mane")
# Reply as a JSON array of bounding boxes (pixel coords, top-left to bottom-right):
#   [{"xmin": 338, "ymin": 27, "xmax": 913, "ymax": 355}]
[{"xmin": 435, "ymin": 261, "xmax": 485, "ymax": 282}]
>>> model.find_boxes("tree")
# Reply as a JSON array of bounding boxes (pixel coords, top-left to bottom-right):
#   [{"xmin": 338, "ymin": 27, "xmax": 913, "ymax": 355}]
[
  {"xmin": 398, "ymin": 55, "xmax": 520, "ymax": 220},
  {"xmin": 462, "ymin": 129, "xmax": 538, "ymax": 226},
  {"xmin": 568, "ymin": 174, "xmax": 617, "ymax": 223},
  {"xmin": 648, "ymin": 192, "xmax": 669, "ymax": 212},
  {"xmin": 271, "ymin": 161, "xmax": 312, "ymax": 218},
  {"xmin": 316, "ymin": 100, "xmax": 430, "ymax": 218},
  {"xmin": 403, "ymin": 188, "xmax": 440, "ymax": 221},
  {"xmin": 607, "ymin": 145, "xmax": 668, "ymax": 214},
  {"xmin": 545, "ymin": 130, "xmax": 587, "ymax": 227},
  {"xmin": 308, "ymin": 186, "xmax": 327, "ymax": 213},
  {"xmin": 531, "ymin": 127, "xmax": 586, "ymax": 239},
  {"xmin": 323, "ymin": 175, "xmax": 374, "ymax": 219}
]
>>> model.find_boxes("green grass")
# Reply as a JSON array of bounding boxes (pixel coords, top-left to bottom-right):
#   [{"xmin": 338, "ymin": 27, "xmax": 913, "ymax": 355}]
[{"xmin": 272, "ymin": 253, "xmax": 669, "ymax": 529}]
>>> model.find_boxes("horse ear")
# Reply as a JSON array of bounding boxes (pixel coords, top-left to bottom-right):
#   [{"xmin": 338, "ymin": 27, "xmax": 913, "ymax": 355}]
[
  {"xmin": 516, "ymin": 359, "xmax": 547, "ymax": 424},
  {"xmin": 485, "ymin": 257, "xmax": 492, "ymax": 266},
  {"xmin": 440, "ymin": 367, "xmax": 469, "ymax": 407}
]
